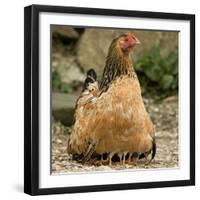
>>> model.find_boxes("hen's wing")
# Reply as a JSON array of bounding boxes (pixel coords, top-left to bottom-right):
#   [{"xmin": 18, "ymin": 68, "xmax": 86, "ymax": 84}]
[{"xmin": 67, "ymin": 69, "xmax": 99, "ymax": 158}]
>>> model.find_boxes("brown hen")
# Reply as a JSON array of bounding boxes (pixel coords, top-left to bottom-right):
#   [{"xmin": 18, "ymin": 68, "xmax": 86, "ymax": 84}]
[{"xmin": 68, "ymin": 32, "xmax": 156, "ymax": 165}]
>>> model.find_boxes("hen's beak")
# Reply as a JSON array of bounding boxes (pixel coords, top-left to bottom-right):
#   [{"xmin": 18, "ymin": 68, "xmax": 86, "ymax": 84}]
[{"xmin": 134, "ymin": 36, "xmax": 141, "ymax": 45}]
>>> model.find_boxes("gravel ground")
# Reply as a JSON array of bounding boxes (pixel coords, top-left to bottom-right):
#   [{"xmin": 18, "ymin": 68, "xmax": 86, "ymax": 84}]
[{"xmin": 51, "ymin": 95, "xmax": 178, "ymax": 174}]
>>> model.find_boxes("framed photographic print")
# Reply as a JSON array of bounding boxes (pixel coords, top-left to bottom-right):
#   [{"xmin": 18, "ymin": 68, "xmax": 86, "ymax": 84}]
[{"xmin": 24, "ymin": 4, "xmax": 195, "ymax": 195}]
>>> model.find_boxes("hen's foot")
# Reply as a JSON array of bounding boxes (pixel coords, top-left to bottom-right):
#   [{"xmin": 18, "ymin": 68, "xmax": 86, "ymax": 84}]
[
  {"xmin": 108, "ymin": 152, "xmax": 115, "ymax": 166},
  {"xmin": 122, "ymin": 152, "xmax": 128, "ymax": 165}
]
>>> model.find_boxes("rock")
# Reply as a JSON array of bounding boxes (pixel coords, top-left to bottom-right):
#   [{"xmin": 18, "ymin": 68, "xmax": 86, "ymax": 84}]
[
  {"xmin": 52, "ymin": 26, "xmax": 79, "ymax": 40},
  {"xmin": 52, "ymin": 26, "xmax": 85, "ymax": 85},
  {"xmin": 52, "ymin": 93, "xmax": 79, "ymax": 126},
  {"xmin": 52, "ymin": 92, "xmax": 78, "ymax": 110},
  {"xmin": 77, "ymin": 29, "xmax": 178, "ymax": 76},
  {"xmin": 57, "ymin": 139, "xmax": 62, "ymax": 144},
  {"xmin": 76, "ymin": 29, "xmax": 116, "ymax": 76},
  {"xmin": 52, "ymin": 53, "xmax": 85, "ymax": 84},
  {"xmin": 159, "ymin": 31, "xmax": 178, "ymax": 57},
  {"xmin": 163, "ymin": 95, "xmax": 178, "ymax": 103}
]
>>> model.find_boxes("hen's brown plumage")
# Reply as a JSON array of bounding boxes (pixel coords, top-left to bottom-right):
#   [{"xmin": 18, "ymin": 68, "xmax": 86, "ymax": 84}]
[{"xmin": 68, "ymin": 32, "xmax": 156, "ymax": 165}]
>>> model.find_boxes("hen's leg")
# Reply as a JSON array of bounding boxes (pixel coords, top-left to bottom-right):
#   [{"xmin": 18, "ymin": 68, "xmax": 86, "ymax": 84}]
[
  {"xmin": 126, "ymin": 153, "xmax": 131, "ymax": 164},
  {"xmin": 123, "ymin": 152, "xmax": 128, "ymax": 165}
]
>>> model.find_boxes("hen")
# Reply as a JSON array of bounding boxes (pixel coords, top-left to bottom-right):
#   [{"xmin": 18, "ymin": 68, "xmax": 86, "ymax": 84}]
[{"xmin": 68, "ymin": 32, "xmax": 156, "ymax": 165}]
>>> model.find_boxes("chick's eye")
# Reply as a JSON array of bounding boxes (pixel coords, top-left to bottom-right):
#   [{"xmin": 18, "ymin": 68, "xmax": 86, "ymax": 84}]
[{"xmin": 124, "ymin": 38, "xmax": 129, "ymax": 42}]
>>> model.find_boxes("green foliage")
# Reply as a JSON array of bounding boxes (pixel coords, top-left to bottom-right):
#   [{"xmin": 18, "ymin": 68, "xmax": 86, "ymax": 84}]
[
  {"xmin": 52, "ymin": 69, "xmax": 62, "ymax": 90},
  {"xmin": 135, "ymin": 47, "xmax": 178, "ymax": 95},
  {"xmin": 61, "ymin": 83, "xmax": 73, "ymax": 93},
  {"xmin": 52, "ymin": 69, "xmax": 73, "ymax": 93}
]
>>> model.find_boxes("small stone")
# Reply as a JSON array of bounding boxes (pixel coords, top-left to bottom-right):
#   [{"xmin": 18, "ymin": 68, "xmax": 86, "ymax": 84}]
[{"xmin": 57, "ymin": 139, "xmax": 62, "ymax": 144}]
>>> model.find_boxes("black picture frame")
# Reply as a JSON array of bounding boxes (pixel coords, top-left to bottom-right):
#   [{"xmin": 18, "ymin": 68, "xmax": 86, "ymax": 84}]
[{"xmin": 24, "ymin": 4, "xmax": 195, "ymax": 196}]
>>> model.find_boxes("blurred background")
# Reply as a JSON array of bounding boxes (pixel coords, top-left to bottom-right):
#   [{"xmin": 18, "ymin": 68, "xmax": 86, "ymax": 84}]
[{"xmin": 51, "ymin": 26, "xmax": 179, "ymax": 173}]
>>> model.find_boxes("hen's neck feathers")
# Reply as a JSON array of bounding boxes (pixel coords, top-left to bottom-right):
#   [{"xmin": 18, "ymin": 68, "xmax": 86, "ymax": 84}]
[{"xmin": 100, "ymin": 39, "xmax": 135, "ymax": 91}]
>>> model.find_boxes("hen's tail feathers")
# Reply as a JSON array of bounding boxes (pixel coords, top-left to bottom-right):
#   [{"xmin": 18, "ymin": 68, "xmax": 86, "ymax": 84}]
[
  {"xmin": 81, "ymin": 142, "xmax": 96, "ymax": 164},
  {"xmin": 151, "ymin": 138, "xmax": 156, "ymax": 161},
  {"xmin": 139, "ymin": 138, "xmax": 156, "ymax": 162},
  {"xmin": 83, "ymin": 69, "xmax": 97, "ymax": 90}
]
